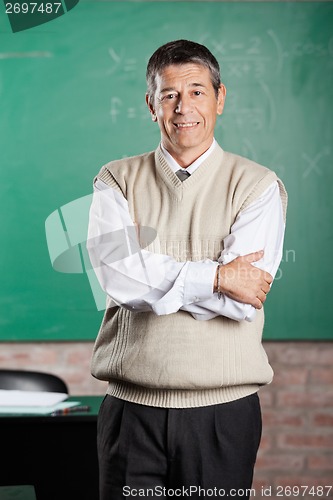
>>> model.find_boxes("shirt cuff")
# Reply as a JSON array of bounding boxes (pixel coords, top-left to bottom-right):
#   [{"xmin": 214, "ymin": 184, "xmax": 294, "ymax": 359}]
[
  {"xmin": 183, "ymin": 260, "xmax": 218, "ymax": 304},
  {"xmin": 245, "ymin": 306, "xmax": 257, "ymax": 322}
]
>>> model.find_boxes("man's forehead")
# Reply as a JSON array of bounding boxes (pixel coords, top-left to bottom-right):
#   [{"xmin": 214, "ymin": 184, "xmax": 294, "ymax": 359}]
[{"xmin": 155, "ymin": 63, "xmax": 212, "ymax": 88}]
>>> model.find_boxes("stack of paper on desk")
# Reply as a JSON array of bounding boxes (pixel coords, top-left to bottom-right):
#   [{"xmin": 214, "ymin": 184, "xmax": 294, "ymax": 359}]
[{"xmin": 0, "ymin": 389, "xmax": 79, "ymax": 414}]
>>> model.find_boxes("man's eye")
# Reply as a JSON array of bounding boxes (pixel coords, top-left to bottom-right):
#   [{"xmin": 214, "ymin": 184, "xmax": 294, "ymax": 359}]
[
  {"xmin": 193, "ymin": 91, "xmax": 203, "ymax": 96},
  {"xmin": 166, "ymin": 94, "xmax": 176, "ymax": 99}
]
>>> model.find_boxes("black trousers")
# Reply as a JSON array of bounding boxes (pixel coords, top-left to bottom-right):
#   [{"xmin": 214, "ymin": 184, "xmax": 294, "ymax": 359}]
[{"xmin": 97, "ymin": 393, "xmax": 262, "ymax": 500}]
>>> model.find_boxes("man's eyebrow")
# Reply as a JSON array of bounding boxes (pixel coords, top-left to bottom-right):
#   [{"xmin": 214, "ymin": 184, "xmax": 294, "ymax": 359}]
[
  {"xmin": 160, "ymin": 87, "xmax": 177, "ymax": 94},
  {"xmin": 159, "ymin": 83, "xmax": 207, "ymax": 93},
  {"xmin": 190, "ymin": 82, "xmax": 207, "ymax": 88}
]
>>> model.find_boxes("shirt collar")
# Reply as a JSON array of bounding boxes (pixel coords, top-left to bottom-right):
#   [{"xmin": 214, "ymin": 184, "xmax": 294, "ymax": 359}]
[{"xmin": 160, "ymin": 139, "xmax": 217, "ymax": 175}]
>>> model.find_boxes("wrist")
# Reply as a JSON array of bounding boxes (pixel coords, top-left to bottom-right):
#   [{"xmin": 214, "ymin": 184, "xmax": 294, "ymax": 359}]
[{"xmin": 214, "ymin": 263, "xmax": 223, "ymax": 299}]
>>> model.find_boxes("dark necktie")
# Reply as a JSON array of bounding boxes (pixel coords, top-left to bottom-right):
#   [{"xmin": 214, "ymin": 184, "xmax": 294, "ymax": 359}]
[{"xmin": 176, "ymin": 169, "xmax": 190, "ymax": 182}]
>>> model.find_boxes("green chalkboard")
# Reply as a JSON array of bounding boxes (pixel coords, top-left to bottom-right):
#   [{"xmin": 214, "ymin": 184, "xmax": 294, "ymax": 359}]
[{"xmin": 0, "ymin": 2, "xmax": 332, "ymax": 341}]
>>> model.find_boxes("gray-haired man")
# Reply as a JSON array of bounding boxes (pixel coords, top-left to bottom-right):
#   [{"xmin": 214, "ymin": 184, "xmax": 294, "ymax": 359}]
[{"xmin": 88, "ymin": 39, "xmax": 287, "ymax": 499}]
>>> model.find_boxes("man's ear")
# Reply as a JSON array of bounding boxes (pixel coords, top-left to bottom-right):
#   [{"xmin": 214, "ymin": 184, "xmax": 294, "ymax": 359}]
[
  {"xmin": 217, "ymin": 84, "xmax": 226, "ymax": 116},
  {"xmin": 146, "ymin": 93, "xmax": 157, "ymax": 122}
]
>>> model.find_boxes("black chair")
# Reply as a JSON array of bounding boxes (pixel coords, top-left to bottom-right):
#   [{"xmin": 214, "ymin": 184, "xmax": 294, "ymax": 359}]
[{"xmin": 0, "ymin": 369, "xmax": 68, "ymax": 394}]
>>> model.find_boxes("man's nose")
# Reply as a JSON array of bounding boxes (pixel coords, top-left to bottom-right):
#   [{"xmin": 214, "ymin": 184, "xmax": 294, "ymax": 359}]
[{"xmin": 175, "ymin": 95, "xmax": 193, "ymax": 114}]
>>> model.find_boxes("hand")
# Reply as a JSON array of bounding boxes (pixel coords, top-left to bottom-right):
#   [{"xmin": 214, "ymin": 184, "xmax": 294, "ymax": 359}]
[{"xmin": 214, "ymin": 251, "xmax": 273, "ymax": 309}]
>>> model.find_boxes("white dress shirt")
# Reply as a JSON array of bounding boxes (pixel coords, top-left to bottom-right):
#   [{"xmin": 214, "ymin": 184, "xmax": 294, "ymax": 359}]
[{"xmin": 87, "ymin": 143, "xmax": 285, "ymax": 322}]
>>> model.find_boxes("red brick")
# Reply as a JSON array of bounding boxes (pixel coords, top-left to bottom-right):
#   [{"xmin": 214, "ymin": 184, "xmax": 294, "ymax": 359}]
[
  {"xmin": 262, "ymin": 409, "xmax": 305, "ymax": 427},
  {"xmin": 312, "ymin": 412, "xmax": 333, "ymax": 427},
  {"xmin": 1, "ymin": 344, "xmax": 58, "ymax": 367},
  {"xmin": 61, "ymin": 370, "xmax": 87, "ymax": 385},
  {"xmin": 0, "ymin": 344, "xmax": 12, "ymax": 355},
  {"xmin": 258, "ymin": 435, "xmax": 273, "ymax": 452},
  {"xmin": 13, "ymin": 352, "xmax": 32, "ymax": 363},
  {"xmin": 0, "ymin": 351, "xmax": 10, "ymax": 362},
  {"xmin": 277, "ymin": 390, "xmax": 333, "ymax": 408},
  {"xmin": 258, "ymin": 388, "xmax": 274, "ymax": 407},
  {"xmin": 271, "ymin": 344, "xmax": 333, "ymax": 366},
  {"xmin": 256, "ymin": 454, "xmax": 304, "ymax": 471},
  {"xmin": 277, "ymin": 433, "xmax": 333, "ymax": 450},
  {"xmin": 272, "ymin": 368, "xmax": 308, "ymax": 386},
  {"xmin": 252, "ymin": 476, "xmax": 271, "ymax": 491},
  {"xmin": 35, "ymin": 348, "xmax": 58, "ymax": 365},
  {"xmin": 66, "ymin": 346, "xmax": 91, "ymax": 365},
  {"xmin": 310, "ymin": 368, "xmax": 333, "ymax": 385},
  {"xmin": 308, "ymin": 454, "xmax": 333, "ymax": 470}
]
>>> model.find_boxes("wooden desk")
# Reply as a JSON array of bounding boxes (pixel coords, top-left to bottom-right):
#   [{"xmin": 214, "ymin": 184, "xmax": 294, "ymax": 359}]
[{"xmin": 0, "ymin": 396, "xmax": 103, "ymax": 500}]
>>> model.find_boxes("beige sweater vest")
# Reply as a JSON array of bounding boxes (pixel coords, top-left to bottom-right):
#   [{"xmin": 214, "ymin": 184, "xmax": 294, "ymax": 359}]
[{"xmin": 91, "ymin": 144, "xmax": 287, "ymax": 408}]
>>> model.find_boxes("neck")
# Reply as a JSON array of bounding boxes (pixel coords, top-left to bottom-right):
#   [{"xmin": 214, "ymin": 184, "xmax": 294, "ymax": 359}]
[{"xmin": 161, "ymin": 142, "xmax": 213, "ymax": 168}]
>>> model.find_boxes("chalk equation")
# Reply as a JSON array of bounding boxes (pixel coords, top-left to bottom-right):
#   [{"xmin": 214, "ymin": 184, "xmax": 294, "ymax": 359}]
[
  {"xmin": 106, "ymin": 30, "xmax": 332, "ymax": 136},
  {"xmin": 110, "ymin": 97, "xmax": 150, "ymax": 124}
]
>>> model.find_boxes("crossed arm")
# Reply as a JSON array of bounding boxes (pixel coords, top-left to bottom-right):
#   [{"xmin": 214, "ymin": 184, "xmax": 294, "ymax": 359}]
[
  {"xmin": 87, "ymin": 179, "xmax": 285, "ymax": 322},
  {"xmin": 214, "ymin": 250, "xmax": 272, "ymax": 309}
]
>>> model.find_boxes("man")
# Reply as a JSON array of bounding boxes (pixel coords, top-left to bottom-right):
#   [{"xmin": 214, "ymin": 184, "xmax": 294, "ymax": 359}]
[{"xmin": 87, "ymin": 40, "xmax": 287, "ymax": 499}]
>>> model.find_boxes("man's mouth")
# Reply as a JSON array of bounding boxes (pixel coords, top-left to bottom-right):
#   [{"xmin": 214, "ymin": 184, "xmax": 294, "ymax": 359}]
[{"xmin": 174, "ymin": 122, "xmax": 199, "ymax": 128}]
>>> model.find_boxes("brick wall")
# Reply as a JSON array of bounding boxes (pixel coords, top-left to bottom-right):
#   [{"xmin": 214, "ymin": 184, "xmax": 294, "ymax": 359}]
[
  {"xmin": 255, "ymin": 343, "xmax": 333, "ymax": 499},
  {"xmin": 0, "ymin": 341, "xmax": 332, "ymax": 498}
]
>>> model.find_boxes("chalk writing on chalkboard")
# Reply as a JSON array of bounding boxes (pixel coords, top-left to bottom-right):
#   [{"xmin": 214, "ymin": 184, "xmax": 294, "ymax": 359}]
[
  {"xmin": 106, "ymin": 31, "xmax": 286, "ymax": 130},
  {"xmin": 302, "ymin": 148, "xmax": 331, "ymax": 179}
]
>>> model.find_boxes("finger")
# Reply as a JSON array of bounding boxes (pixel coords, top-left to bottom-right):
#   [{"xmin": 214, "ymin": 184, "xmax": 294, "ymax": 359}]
[
  {"xmin": 242, "ymin": 250, "xmax": 264, "ymax": 264},
  {"xmin": 263, "ymin": 271, "xmax": 273, "ymax": 285},
  {"xmin": 257, "ymin": 290, "xmax": 267, "ymax": 304},
  {"xmin": 261, "ymin": 281, "xmax": 271, "ymax": 294},
  {"xmin": 254, "ymin": 297, "xmax": 263, "ymax": 309}
]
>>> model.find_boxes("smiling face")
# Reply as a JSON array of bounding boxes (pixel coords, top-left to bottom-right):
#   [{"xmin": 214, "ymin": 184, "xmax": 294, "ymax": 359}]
[{"xmin": 146, "ymin": 63, "xmax": 226, "ymax": 167}]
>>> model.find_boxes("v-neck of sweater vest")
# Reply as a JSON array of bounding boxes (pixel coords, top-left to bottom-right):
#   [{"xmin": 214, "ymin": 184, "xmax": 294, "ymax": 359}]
[{"xmin": 155, "ymin": 143, "xmax": 224, "ymax": 194}]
